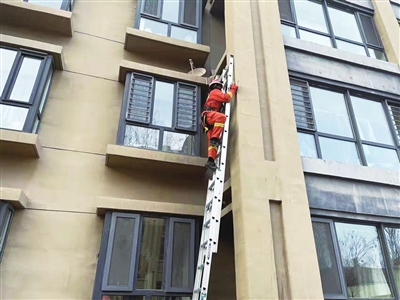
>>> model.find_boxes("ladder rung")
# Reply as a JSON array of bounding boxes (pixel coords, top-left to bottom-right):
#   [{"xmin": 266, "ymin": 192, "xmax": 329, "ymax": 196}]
[
  {"xmin": 209, "ymin": 181, "xmax": 215, "ymax": 190},
  {"xmin": 197, "ymin": 264, "xmax": 204, "ymax": 270},
  {"xmin": 194, "ymin": 288, "xmax": 201, "ymax": 293},
  {"xmin": 205, "ymin": 199, "xmax": 212, "ymax": 209},
  {"xmin": 201, "ymin": 241, "xmax": 208, "ymax": 248},
  {"xmin": 203, "ymin": 219, "xmax": 211, "ymax": 228}
]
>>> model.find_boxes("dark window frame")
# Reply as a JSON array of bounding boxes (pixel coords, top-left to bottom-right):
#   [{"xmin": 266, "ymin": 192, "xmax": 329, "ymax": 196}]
[
  {"xmin": 24, "ymin": 0, "xmax": 74, "ymax": 11},
  {"xmin": 290, "ymin": 74, "xmax": 400, "ymax": 169},
  {"xmin": 279, "ymin": 0, "xmax": 386, "ymax": 60},
  {"xmin": 0, "ymin": 202, "xmax": 15, "ymax": 263},
  {"xmin": 134, "ymin": 0, "xmax": 203, "ymax": 44},
  {"xmin": 0, "ymin": 46, "xmax": 54, "ymax": 134},
  {"xmin": 92, "ymin": 211, "xmax": 197, "ymax": 300},
  {"xmin": 312, "ymin": 216, "xmax": 400, "ymax": 300},
  {"xmin": 117, "ymin": 72, "xmax": 201, "ymax": 157}
]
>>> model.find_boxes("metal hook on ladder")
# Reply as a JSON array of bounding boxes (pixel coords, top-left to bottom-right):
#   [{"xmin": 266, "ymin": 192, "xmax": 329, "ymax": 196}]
[{"xmin": 192, "ymin": 55, "xmax": 235, "ymax": 300}]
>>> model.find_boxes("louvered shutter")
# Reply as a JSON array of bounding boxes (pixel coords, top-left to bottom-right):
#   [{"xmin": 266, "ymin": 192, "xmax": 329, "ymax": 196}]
[
  {"xmin": 126, "ymin": 73, "xmax": 153, "ymax": 125},
  {"xmin": 175, "ymin": 83, "xmax": 197, "ymax": 132},
  {"xmin": 289, "ymin": 79, "xmax": 315, "ymax": 130},
  {"xmin": 388, "ymin": 102, "xmax": 400, "ymax": 144},
  {"xmin": 142, "ymin": 0, "xmax": 160, "ymax": 17}
]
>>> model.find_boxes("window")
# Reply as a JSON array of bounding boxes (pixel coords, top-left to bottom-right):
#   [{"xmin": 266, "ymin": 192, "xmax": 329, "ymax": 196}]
[
  {"xmin": 24, "ymin": 0, "xmax": 74, "ymax": 11},
  {"xmin": 92, "ymin": 212, "xmax": 196, "ymax": 300},
  {"xmin": 135, "ymin": 0, "xmax": 202, "ymax": 44},
  {"xmin": 278, "ymin": 0, "xmax": 386, "ymax": 60},
  {"xmin": 0, "ymin": 202, "xmax": 14, "ymax": 263},
  {"xmin": 312, "ymin": 218, "xmax": 400, "ymax": 299},
  {"xmin": 391, "ymin": 0, "xmax": 400, "ymax": 24},
  {"xmin": 290, "ymin": 78, "xmax": 400, "ymax": 171},
  {"xmin": 117, "ymin": 73, "xmax": 200, "ymax": 156},
  {"xmin": 0, "ymin": 47, "xmax": 54, "ymax": 133}
]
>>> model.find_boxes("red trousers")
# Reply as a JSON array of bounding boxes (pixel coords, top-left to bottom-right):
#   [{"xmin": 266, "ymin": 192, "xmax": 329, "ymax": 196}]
[{"xmin": 203, "ymin": 111, "xmax": 226, "ymax": 160}]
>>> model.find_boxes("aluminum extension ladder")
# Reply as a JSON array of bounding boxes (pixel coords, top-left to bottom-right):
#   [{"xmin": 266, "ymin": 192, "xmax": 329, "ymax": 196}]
[{"xmin": 192, "ymin": 55, "xmax": 235, "ymax": 300}]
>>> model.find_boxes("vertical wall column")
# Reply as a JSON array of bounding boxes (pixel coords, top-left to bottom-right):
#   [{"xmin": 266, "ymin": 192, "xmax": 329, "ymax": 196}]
[
  {"xmin": 371, "ymin": 0, "xmax": 400, "ymax": 66},
  {"xmin": 225, "ymin": 0, "xmax": 324, "ymax": 298}
]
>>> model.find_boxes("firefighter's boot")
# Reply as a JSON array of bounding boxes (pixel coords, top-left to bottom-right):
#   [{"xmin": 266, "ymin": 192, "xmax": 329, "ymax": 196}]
[{"xmin": 205, "ymin": 158, "xmax": 217, "ymax": 172}]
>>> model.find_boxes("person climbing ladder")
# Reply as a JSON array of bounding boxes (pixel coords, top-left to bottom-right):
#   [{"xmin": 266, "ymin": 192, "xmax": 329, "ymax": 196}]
[{"xmin": 201, "ymin": 79, "xmax": 238, "ymax": 171}]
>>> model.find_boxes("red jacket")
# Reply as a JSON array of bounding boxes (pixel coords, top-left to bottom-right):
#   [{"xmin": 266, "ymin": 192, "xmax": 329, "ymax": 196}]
[{"xmin": 204, "ymin": 88, "xmax": 236, "ymax": 112}]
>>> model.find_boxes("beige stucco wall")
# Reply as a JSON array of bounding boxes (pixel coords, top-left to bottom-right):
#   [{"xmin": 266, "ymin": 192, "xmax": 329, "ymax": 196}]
[{"xmin": 0, "ymin": 0, "xmax": 207, "ymax": 298}]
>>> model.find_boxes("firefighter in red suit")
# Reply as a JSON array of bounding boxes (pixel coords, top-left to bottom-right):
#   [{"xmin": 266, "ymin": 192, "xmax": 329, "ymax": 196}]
[{"xmin": 201, "ymin": 79, "xmax": 238, "ymax": 171}]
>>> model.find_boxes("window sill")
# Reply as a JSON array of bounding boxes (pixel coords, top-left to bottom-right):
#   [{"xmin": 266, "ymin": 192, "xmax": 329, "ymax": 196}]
[
  {"xmin": 124, "ymin": 27, "xmax": 210, "ymax": 68},
  {"xmin": 0, "ymin": 187, "xmax": 29, "ymax": 209},
  {"xmin": 97, "ymin": 196, "xmax": 204, "ymax": 216},
  {"xmin": 0, "ymin": 34, "xmax": 64, "ymax": 70},
  {"xmin": 119, "ymin": 59, "xmax": 208, "ymax": 85},
  {"xmin": 105, "ymin": 144, "xmax": 207, "ymax": 178},
  {"xmin": 301, "ymin": 156, "xmax": 400, "ymax": 187},
  {"xmin": 0, "ymin": 129, "xmax": 42, "ymax": 158},
  {"xmin": 0, "ymin": 1, "xmax": 73, "ymax": 36}
]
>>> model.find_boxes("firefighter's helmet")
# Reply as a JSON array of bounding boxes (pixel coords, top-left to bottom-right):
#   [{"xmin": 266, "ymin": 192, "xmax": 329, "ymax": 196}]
[{"xmin": 209, "ymin": 79, "xmax": 223, "ymax": 89}]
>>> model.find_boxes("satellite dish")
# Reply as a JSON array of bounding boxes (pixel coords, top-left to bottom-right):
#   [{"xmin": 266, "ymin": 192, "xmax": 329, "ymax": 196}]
[
  {"xmin": 187, "ymin": 59, "xmax": 206, "ymax": 77},
  {"xmin": 188, "ymin": 68, "xmax": 206, "ymax": 76}
]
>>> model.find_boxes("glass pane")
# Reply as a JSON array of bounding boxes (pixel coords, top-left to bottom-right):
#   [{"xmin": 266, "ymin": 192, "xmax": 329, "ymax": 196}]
[
  {"xmin": 10, "ymin": 57, "xmax": 42, "ymax": 102},
  {"xmin": 335, "ymin": 223, "xmax": 392, "ymax": 298},
  {"xmin": 139, "ymin": 18, "xmax": 168, "ymax": 36},
  {"xmin": 162, "ymin": 0, "xmax": 179, "ymax": 23},
  {"xmin": 312, "ymin": 222, "xmax": 343, "ymax": 295},
  {"xmin": 171, "ymin": 26, "xmax": 197, "ymax": 43},
  {"xmin": 299, "ymin": 30, "xmax": 332, "ymax": 47},
  {"xmin": 363, "ymin": 145, "xmax": 400, "ymax": 171},
  {"xmin": 328, "ymin": 7, "xmax": 362, "ymax": 42},
  {"xmin": 39, "ymin": 69, "xmax": 53, "ymax": 114},
  {"xmin": 143, "ymin": 0, "xmax": 159, "ymax": 16},
  {"xmin": 359, "ymin": 14, "xmax": 381, "ymax": 47},
  {"xmin": 281, "ymin": 24, "xmax": 296, "ymax": 37},
  {"xmin": 183, "ymin": 0, "xmax": 197, "ymax": 25},
  {"xmin": 278, "ymin": 0, "xmax": 293, "ymax": 21},
  {"xmin": 172, "ymin": 297, "xmax": 191, "ymax": 300},
  {"xmin": 351, "ymin": 96, "xmax": 394, "ymax": 145},
  {"xmin": 102, "ymin": 296, "xmax": 145, "ymax": 300},
  {"xmin": 124, "ymin": 125, "xmax": 159, "ymax": 150},
  {"xmin": 28, "ymin": 0, "xmax": 63, "ymax": 9},
  {"xmin": 336, "ymin": 40, "xmax": 367, "ymax": 56},
  {"xmin": 319, "ymin": 137, "xmax": 360, "ymax": 165},
  {"xmin": 298, "ymin": 132, "xmax": 318, "ymax": 158},
  {"xmin": 152, "ymin": 81, "xmax": 174, "ymax": 127},
  {"xmin": 137, "ymin": 218, "xmax": 166, "ymax": 290},
  {"xmin": 163, "ymin": 131, "xmax": 195, "ymax": 155},
  {"xmin": 310, "ymin": 87, "xmax": 353, "ymax": 137},
  {"xmin": 0, "ymin": 104, "xmax": 28, "ymax": 131},
  {"xmin": 0, "ymin": 48, "xmax": 17, "ymax": 95},
  {"xmin": 368, "ymin": 48, "xmax": 386, "ymax": 61},
  {"xmin": 171, "ymin": 222, "xmax": 191, "ymax": 289},
  {"xmin": 0, "ymin": 208, "xmax": 12, "ymax": 253},
  {"xmin": 383, "ymin": 227, "xmax": 400, "ymax": 294},
  {"xmin": 107, "ymin": 217, "xmax": 136, "ymax": 286},
  {"xmin": 32, "ymin": 116, "xmax": 40, "ymax": 134},
  {"xmin": 293, "ymin": 0, "xmax": 328, "ymax": 33}
]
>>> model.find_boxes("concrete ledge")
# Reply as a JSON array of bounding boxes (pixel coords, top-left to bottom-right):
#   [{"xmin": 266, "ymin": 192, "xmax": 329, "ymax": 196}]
[
  {"xmin": 106, "ymin": 144, "xmax": 207, "ymax": 178},
  {"xmin": 0, "ymin": 1, "xmax": 73, "ymax": 37},
  {"xmin": 97, "ymin": 196, "xmax": 204, "ymax": 216},
  {"xmin": 0, "ymin": 187, "xmax": 29, "ymax": 209},
  {"xmin": 0, "ymin": 129, "xmax": 42, "ymax": 158},
  {"xmin": 284, "ymin": 35, "xmax": 400, "ymax": 75},
  {"xmin": 302, "ymin": 156, "xmax": 400, "ymax": 187},
  {"xmin": 0, "ymin": 34, "xmax": 64, "ymax": 70},
  {"xmin": 124, "ymin": 27, "xmax": 210, "ymax": 69},
  {"xmin": 119, "ymin": 59, "xmax": 208, "ymax": 85}
]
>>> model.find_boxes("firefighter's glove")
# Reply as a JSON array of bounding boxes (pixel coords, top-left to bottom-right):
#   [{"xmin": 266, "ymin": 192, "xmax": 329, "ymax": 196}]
[{"xmin": 230, "ymin": 84, "xmax": 238, "ymax": 94}]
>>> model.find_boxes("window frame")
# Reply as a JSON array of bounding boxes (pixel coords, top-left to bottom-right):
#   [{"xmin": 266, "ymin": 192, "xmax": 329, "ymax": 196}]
[
  {"xmin": 0, "ymin": 202, "xmax": 15, "ymax": 263},
  {"xmin": 312, "ymin": 216, "xmax": 400, "ymax": 300},
  {"xmin": 117, "ymin": 72, "xmax": 201, "ymax": 156},
  {"xmin": 0, "ymin": 46, "xmax": 54, "ymax": 133},
  {"xmin": 290, "ymin": 73, "xmax": 400, "ymax": 169},
  {"xmin": 280, "ymin": 0, "xmax": 386, "ymax": 60},
  {"xmin": 23, "ymin": 0, "xmax": 74, "ymax": 11},
  {"xmin": 92, "ymin": 212, "xmax": 197, "ymax": 300},
  {"xmin": 134, "ymin": 0, "xmax": 203, "ymax": 44}
]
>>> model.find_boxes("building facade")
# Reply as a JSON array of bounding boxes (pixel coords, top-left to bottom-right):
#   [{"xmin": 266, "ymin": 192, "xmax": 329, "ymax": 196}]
[{"xmin": 0, "ymin": 0, "xmax": 399, "ymax": 299}]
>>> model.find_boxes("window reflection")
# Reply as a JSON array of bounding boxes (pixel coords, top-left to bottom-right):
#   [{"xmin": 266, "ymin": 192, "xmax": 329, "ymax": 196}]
[
  {"xmin": 383, "ymin": 227, "xmax": 400, "ymax": 294},
  {"xmin": 299, "ymin": 30, "xmax": 332, "ymax": 47},
  {"xmin": 328, "ymin": 7, "xmax": 362, "ymax": 42},
  {"xmin": 335, "ymin": 223, "xmax": 392, "ymax": 298},
  {"xmin": 362, "ymin": 145, "xmax": 400, "ymax": 171},
  {"xmin": 124, "ymin": 125, "xmax": 159, "ymax": 150},
  {"xmin": 336, "ymin": 40, "xmax": 367, "ymax": 56},
  {"xmin": 163, "ymin": 131, "xmax": 195, "ymax": 156},
  {"xmin": 10, "ymin": 57, "xmax": 42, "ymax": 102},
  {"xmin": 0, "ymin": 48, "xmax": 17, "ymax": 95},
  {"xmin": 281, "ymin": 24, "xmax": 296, "ymax": 38},
  {"xmin": 171, "ymin": 26, "xmax": 197, "ymax": 43},
  {"xmin": 319, "ymin": 137, "xmax": 360, "ymax": 165},
  {"xmin": 0, "ymin": 104, "xmax": 29, "ymax": 131},
  {"xmin": 28, "ymin": 0, "xmax": 63, "ymax": 9},
  {"xmin": 293, "ymin": 0, "xmax": 328, "ymax": 33},
  {"xmin": 152, "ymin": 81, "xmax": 174, "ymax": 127},
  {"xmin": 161, "ymin": 0, "xmax": 179, "ymax": 23},
  {"xmin": 139, "ymin": 18, "xmax": 168, "ymax": 36},
  {"xmin": 297, "ymin": 132, "xmax": 318, "ymax": 158}
]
